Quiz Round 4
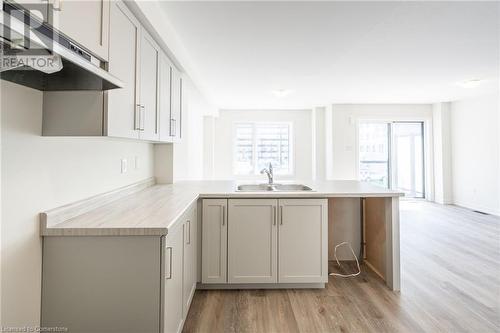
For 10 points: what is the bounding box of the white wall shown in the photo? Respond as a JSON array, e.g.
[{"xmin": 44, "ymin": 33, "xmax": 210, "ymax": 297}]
[
  {"xmin": 203, "ymin": 116, "xmax": 215, "ymax": 179},
  {"xmin": 450, "ymin": 93, "xmax": 500, "ymax": 215},
  {"xmin": 206, "ymin": 109, "xmax": 313, "ymax": 181},
  {"xmin": 1, "ymin": 82, "xmax": 155, "ymax": 326},
  {"xmin": 432, "ymin": 102, "xmax": 453, "ymax": 204},
  {"xmin": 312, "ymin": 107, "xmax": 326, "ymax": 181},
  {"xmin": 329, "ymin": 104, "xmax": 434, "ymax": 197},
  {"xmin": 172, "ymin": 79, "xmax": 215, "ymax": 181}
]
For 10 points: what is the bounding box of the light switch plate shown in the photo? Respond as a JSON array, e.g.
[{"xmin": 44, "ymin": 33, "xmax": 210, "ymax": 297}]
[
  {"xmin": 134, "ymin": 156, "xmax": 139, "ymax": 170},
  {"xmin": 121, "ymin": 158, "xmax": 128, "ymax": 174}
]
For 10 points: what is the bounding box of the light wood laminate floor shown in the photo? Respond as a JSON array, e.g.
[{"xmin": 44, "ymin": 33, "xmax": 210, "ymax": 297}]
[{"xmin": 184, "ymin": 201, "xmax": 500, "ymax": 333}]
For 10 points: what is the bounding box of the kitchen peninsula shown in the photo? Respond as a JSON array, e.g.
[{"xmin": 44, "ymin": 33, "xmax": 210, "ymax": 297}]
[{"xmin": 40, "ymin": 179, "xmax": 402, "ymax": 333}]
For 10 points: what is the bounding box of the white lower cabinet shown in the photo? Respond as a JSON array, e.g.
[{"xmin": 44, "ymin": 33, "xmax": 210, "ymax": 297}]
[
  {"xmin": 201, "ymin": 198, "xmax": 328, "ymax": 286},
  {"xmin": 228, "ymin": 199, "xmax": 278, "ymax": 283},
  {"xmin": 163, "ymin": 203, "xmax": 198, "ymax": 333},
  {"xmin": 183, "ymin": 205, "xmax": 197, "ymax": 315},
  {"xmin": 163, "ymin": 222, "xmax": 184, "ymax": 333},
  {"xmin": 278, "ymin": 199, "xmax": 328, "ymax": 283},
  {"xmin": 202, "ymin": 199, "xmax": 228, "ymax": 283}
]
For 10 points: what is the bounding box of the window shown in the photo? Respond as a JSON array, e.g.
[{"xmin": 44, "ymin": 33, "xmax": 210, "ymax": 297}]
[
  {"xmin": 234, "ymin": 122, "xmax": 292, "ymax": 176},
  {"xmin": 359, "ymin": 123, "xmax": 390, "ymax": 188}
]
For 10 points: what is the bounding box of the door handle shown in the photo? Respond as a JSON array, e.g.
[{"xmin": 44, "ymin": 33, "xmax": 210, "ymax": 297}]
[
  {"xmin": 280, "ymin": 206, "xmax": 283, "ymax": 225},
  {"xmin": 166, "ymin": 246, "xmax": 173, "ymax": 279},
  {"xmin": 186, "ymin": 220, "xmax": 191, "ymax": 244}
]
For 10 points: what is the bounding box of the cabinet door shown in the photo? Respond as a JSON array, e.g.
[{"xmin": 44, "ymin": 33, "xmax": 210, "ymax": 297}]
[
  {"xmin": 11, "ymin": 0, "xmax": 48, "ymax": 22},
  {"xmin": 158, "ymin": 52, "xmax": 173, "ymax": 142},
  {"xmin": 170, "ymin": 66, "xmax": 182, "ymax": 141},
  {"xmin": 106, "ymin": 1, "xmax": 139, "ymax": 139},
  {"xmin": 139, "ymin": 29, "xmax": 160, "ymax": 141},
  {"xmin": 278, "ymin": 199, "xmax": 328, "ymax": 283},
  {"xmin": 163, "ymin": 223, "xmax": 184, "ymax": 333},
  {"xmin": 228, "ymin": 199, "xmax": 278, "ymax": 283},
  {"xmin": 202, "ymin": 199, "xmax": 227, "ymax": 284},
  {"xmin": 183, "ymin": 205, "xmax": 197, "ymax": 315},
  {"xmin": 54, "ymin": 0, "xmax": 110, "ymax": 61}
]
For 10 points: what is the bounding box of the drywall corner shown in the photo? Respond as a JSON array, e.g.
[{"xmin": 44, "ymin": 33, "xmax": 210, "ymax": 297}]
[
  {"xmin": 312, "ymin": 107, "xmax": 326, "ymax": 181},
  {"xmin": 325, "ymin": 105, "xmax": 334, "ymax": 180},
  {"xmin": 432, "ymin": 102, "xmax": 453, "ymax": 204},
  {"xmin": 203, "ymin": 116, "xmax": 215, "ymax": 180},
  {"xmin": 154, "ymin": 144, "xmax": 174, "ymax": 184}
]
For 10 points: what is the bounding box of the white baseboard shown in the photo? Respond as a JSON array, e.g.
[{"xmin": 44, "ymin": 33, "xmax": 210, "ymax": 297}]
[
  {"xmin": 452, "ymin": 200, "xmax": 500, "ymax": 217},
  {"xmin": 197, "ymin": 283, "xmax": 325, "ymax": 290}
]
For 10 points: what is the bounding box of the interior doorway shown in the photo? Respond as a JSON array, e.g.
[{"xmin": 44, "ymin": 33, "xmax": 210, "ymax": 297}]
[{"xmin": 359, "ymin": 121, "xmax": 425, "ymax": 198}]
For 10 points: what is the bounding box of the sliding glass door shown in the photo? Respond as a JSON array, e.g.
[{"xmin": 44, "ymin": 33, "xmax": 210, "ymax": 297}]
[
  {"xmin": 392, "ymin": 122, "xmax": 425, "ymax": 198},
  {"xmin": 359, "ymin": 121, "xmax": 425, "ymax": 198}
]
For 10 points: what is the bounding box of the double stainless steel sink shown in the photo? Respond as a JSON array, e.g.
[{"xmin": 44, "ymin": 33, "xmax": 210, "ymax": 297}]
[{"xmin": 236, "ymin": 184, "xmax": 313, "ymax": 192}]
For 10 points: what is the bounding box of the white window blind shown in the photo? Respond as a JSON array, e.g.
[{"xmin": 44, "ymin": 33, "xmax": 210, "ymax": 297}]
[{"xmin": 234, "ymin": 122, "xmax": 292, "ymax": 175}]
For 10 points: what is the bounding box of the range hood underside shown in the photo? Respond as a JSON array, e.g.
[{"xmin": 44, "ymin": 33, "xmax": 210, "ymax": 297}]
[{"xmin": 1, "ymin": 58, "xmax": 118, "ymax": 91}]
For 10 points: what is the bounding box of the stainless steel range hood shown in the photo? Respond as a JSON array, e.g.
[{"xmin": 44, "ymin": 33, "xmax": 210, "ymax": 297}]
[{"xmin": 0, "ymin": 1, "xmax": 123, "ymax": 91}]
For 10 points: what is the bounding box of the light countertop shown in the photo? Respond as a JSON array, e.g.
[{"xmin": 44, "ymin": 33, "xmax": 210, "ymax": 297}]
[{"xmin": 41, "ymin": 180, "xmax": 403, "ymax": 237}]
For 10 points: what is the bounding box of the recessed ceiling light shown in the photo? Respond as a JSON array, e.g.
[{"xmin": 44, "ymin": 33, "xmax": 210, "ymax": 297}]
[
  {"xmin": 271, "ymin": 89, "xmax": 294, "ymax": 98},
  {"xmin": 456, "ymin": 79, "xmax": 482, "ymax": 88}
]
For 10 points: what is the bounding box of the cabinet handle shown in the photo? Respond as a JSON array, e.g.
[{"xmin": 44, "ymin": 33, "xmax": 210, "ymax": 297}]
[
  {"xmin": 186, "ymin": 220, "xmax": 191, "ymax": 244},
  {"xmin": 170, "ymin": 119, "xmax": 176, "ymax": 137},
  {"xmin": 273, "ymin": 206, "xmax": 276, "ymax": 226},
  {"xmin": 166, "ymin": 246, "xmax": 173, "ymax": 279},
  {"xmin": 134, "ymin": 104, "xmax": 141, "ymax": 130},
  {"xmin": 222, "ymin": 206, "xmax": 225, "ymax": 226},
  {"xmin": 280, "ymin": 206, "xmax": 283, "ymax": 225},
  {"xmin": 140, "ymin": 105, "xmax": 145, "ymax": 131},
  {"xmin": 179, "ymin": 78, "xmax": 183, "ymax": 139}
]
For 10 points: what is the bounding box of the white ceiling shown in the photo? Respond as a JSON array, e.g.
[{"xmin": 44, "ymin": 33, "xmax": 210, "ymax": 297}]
[{"xmin": 159, "ymin": 1, "xmax": 499, "ymax": 109}]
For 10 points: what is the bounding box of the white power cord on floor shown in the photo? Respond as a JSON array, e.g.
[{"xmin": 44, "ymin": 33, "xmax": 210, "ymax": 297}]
[{"xmin": 329, "ymin": 241, "xmax": 361, "ymax": 278}]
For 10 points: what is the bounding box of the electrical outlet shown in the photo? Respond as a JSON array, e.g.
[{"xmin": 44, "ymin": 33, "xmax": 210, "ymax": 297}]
[{"xmin": 121, "ymin": 158, "xmax": 128, "ymax": 174}]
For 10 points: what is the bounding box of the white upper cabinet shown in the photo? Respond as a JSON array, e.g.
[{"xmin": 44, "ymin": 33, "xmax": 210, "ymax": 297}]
[
  {"xmin": 228, "ymin": 199, "xmax": 278, "ymax": 284},
  {"xmin": 278, "ymin": 199, "xmax": 328, "ymax": 283},
  {"xmin": 170, "ymin": 66, "xmax": 182, "ymax": 141},
  {"xmin": 158, "ymin": 52, "xmax": 173, "ymax": 142},
  {"xmin": 156, "ymin": 52, "xmax": 184, "ymax": 143},
  {"xmin": 54, "ymin": 0, "xmax": 110, "ymax": 61},
  {"xmin": 138, "ymin": 30, "xmax": 160, "ymax": 141},
  {"xmin": 38, "ymin": 0, "xmax": 185, "ymax": 142},
  {"xmin": 106, "ymin": 1, "xmax": 140, "ymax": 139},
  {"xmin": 11, "ymin": 0, "xmax": 110, "ymax": 60},
  {"xmin": 12, "ymin": 0, "xmax": 48, "ymax": 22}
]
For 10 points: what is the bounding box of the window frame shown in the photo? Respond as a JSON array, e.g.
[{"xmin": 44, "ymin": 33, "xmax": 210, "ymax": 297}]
[{"xmin": 232, "ymin": 121, "xmax": 294, "ymax": 178}]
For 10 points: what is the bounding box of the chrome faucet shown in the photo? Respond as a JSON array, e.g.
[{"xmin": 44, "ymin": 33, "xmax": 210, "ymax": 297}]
[{"xmin": 260, "ymin": 163, "xmax": 274, "ymax": 185}]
